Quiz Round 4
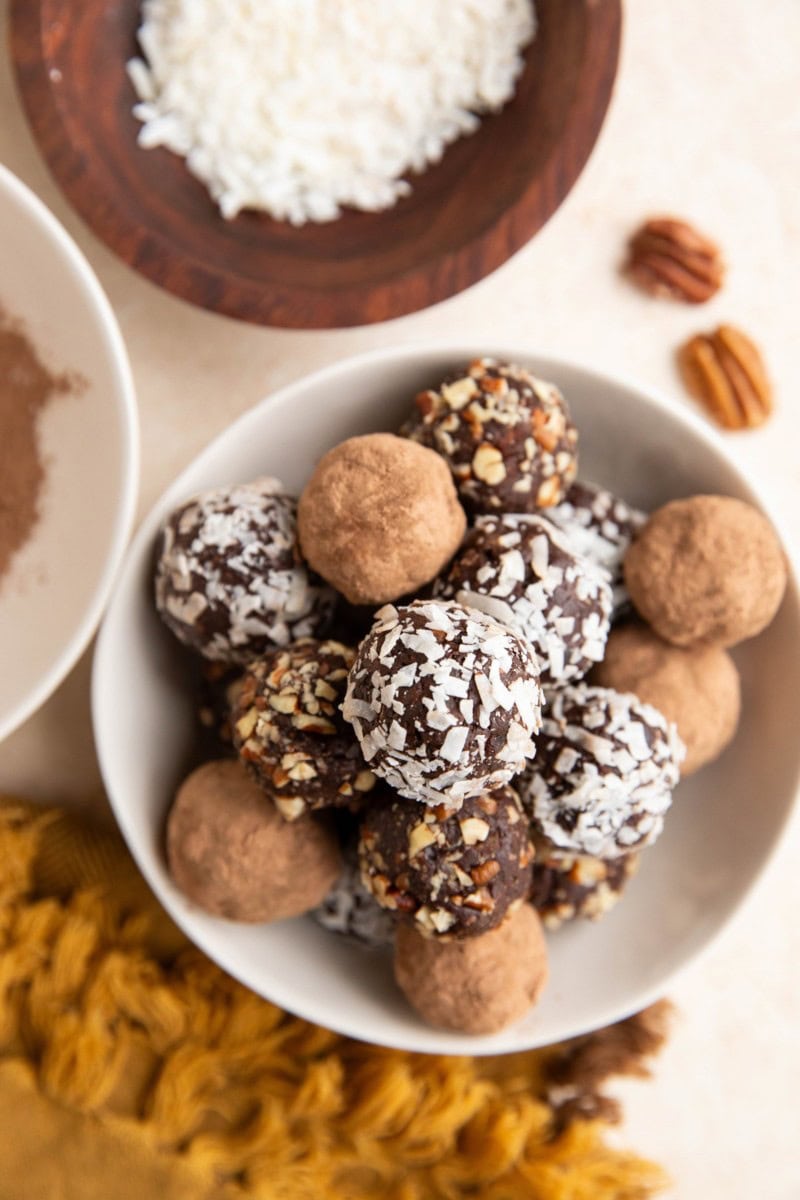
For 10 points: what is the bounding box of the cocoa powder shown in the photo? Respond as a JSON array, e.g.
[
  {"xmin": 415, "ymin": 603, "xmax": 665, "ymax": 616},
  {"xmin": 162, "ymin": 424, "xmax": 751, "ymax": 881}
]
[{"xmin": 0, "ymin": 310, "xmax": 71, "ymax": 586}]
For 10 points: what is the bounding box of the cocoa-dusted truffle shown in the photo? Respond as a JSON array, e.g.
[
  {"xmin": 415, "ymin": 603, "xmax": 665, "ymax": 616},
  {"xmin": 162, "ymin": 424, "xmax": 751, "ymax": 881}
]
[
  {"xmin": 519, "ymin": 684, "xmax": 684, "ymax": 859},
  {"xmin": 624, "ymin": 494, "xmax": 787, "ymax": 647},
  {"xmin": 434, "ymin": 514, "xmax": 612, "ymax": 684},
  {"xmin": 297, "ymin": 433, "xmax": 466, "ymax": 606},
  {"xmin": 232, "ymin": 639, "xmax": 377, "ymax": 821},
  {"xmin": 359, "ymin": 786, "xmax": 533, "ymax": 938},
  {"xmin": 530, "ymin": 845, "xmax": 639, "ymax": 930},
  {"xmin": 343, "ymin": 600, "xmax": 544, "ymax": 809},
  {"xmin": 401, "ymin": 358, "xmax": 578, "ymax": 514},
  {"xmin": 394, "ymin": 904, "xmax": 548, "ymax": 1034},
  {"xmin": 166, "ymin": 760, "xmax": 342, "ymax": 921},
  {"xmin": 155, "ymin": 478, "xmax": 334, "ymax": 664},
  {"xmin": 311, "ymin": 838, "xmax": 395, "ymax": 949},
  {"xmin": 546, "ymin": 481, "xmax": 647, "ymax": 615},
  {"xmin": 592, "ymin": 623, "xmax": 741, "ymax": 775}
]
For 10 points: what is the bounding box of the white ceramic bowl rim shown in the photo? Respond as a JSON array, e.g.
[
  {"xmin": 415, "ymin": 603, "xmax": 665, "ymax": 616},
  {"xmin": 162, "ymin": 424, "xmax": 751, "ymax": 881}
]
[
  {"xmin": 0, "ymin": 165, "xmax": 139, "ymax": 742},
  {"xmin": 93, "ymin": 342, "xmax": 800, "ymax": 1054}
]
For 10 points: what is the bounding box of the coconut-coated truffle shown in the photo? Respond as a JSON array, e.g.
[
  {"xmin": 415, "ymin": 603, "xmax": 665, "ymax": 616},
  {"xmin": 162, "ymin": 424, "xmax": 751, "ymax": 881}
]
[
  {"xmin": 311, "ymin": 836, "xmax": 396, "ymax": 949},
  {"xmin": 166, "ymin": 760, "xmax": 342, "ymax": 922},
  {"xmin": 394, "ymin": 904, "xmax": 549, "ymax": 1034},
  {"xmin": 342, "ymin": 600, "xmax": 544, "ymax": 809},
  {"xmin": 592, "ymin": 623, "xmax": 741, "ymax": 775},
  {"xmin": 154, "ymin": 477, "xmax": 335, "ymax": 664},
  {"xmin": 402, "ymin": 358, "xmax": 578, "ymax": 514},
  {"xmin": 434, "ymin": 513, "xmax": 612, "ymax": 684},
  {"xmin": 359, "ymin": 786, "xmax": 533, "ymax": 939},
  {"xmin": 624, "ymin": 494, "xmax": 786, "ymax": 648},
  {"xmin": 519, "ymin": 684, "xmax": 684, "ymax": 859},
  {"xmin": 231, "ymin": 639, "xmax": 377, "ymax": 821},
  {"xmin": 546, "ymin": 481, "xmax": 647, "ymax": 616},
  {"xmin": 297, "ymin": 433, "xmax": 466, "ymax": 606}
]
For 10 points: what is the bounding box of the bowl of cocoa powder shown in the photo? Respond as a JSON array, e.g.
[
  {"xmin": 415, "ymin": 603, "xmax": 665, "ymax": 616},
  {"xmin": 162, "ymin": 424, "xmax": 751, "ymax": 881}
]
[{"xmin": 0, "ymin": 165, "xmax": 138, "ymax": 742}]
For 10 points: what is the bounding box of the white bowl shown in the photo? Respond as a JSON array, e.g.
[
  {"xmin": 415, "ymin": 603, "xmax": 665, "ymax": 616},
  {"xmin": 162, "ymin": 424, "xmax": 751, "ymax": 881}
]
[
  {"xmin": 93, "ymin": 344, "xmax": 800, "ymax": 1054},
  {"xmin": 0, "ymin": 165, "xmax": 138, "ymax": 742}
]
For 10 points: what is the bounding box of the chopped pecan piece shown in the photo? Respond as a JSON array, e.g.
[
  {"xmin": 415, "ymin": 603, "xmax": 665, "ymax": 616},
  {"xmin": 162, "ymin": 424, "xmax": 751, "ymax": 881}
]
[{"xmin": 470, "ymin": 859, "xmax": 501, "ymax": 885}]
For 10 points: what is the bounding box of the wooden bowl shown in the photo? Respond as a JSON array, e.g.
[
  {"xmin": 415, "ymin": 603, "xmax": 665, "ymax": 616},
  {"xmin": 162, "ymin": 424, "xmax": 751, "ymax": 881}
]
[{"xmin": 11, "ymin": 0, "xmax": 621, "ymax": 329}]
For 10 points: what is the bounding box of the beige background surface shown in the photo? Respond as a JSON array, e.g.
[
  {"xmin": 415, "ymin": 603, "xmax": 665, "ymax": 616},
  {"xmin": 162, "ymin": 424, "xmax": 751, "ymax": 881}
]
[{"xmin": 1, "ymin": 1, "xmax": 799, "ymax": 1195}]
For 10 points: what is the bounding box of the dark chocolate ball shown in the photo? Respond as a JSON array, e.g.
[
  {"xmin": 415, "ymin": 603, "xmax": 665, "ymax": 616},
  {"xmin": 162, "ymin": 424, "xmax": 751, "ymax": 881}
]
[
  {"xmin": 342, "ymin": 599, "xmax": 543, "ymax": 809},
  {"xmin": 401, "ymin": 358, "xmax": 578, "ymax": 515},
  {"xmin": 529, "ymin": 845, "xmax": 639, "ymax": 929},
  {"xmin": 359, "ymin": 786, "xmax": 533, "ymax": 938},
  {"xmin": 545, "ymin": 481, "xmax": 646, "ymax": 617},
  {"xmin": 232, "ymin": 638, "xmax": 377, "ymax": 821},
  {"xmin": 154, "ymin": 478, "xmax": 335, "ymax": 664},
  {"xmin": 194, "ymin": 660, "xmax": 244, "ymax": 750},
  {"xmin": 434, "ymin": 513, "xmax": 612, "ymax": 684},
  {"xmin": 518, "ymin": 684, "xmax": 684, "ymax": 859}
]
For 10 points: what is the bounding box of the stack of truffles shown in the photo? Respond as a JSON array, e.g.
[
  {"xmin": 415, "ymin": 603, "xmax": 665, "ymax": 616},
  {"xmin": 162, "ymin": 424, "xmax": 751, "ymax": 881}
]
[{"xmin": 155, "ymin": 358, "xmax": 787, "ymax": 1035}]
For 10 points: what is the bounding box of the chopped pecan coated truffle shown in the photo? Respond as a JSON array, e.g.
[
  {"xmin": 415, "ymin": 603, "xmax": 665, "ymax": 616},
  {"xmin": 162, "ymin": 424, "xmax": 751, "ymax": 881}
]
[
  {"xmin": 402, "ymin": 358, "xmax": 578, "ymax": 515},
  {"xmin": 232, "ymin": 638, "xmax": 376, "ymax": 820},
  {"xmin": 530, "ymin": 845, "xmax": 639, "ymax": 930},
  {"xmin": 359, "ymin": 785, "xmax": 533, "ymax": 938}
]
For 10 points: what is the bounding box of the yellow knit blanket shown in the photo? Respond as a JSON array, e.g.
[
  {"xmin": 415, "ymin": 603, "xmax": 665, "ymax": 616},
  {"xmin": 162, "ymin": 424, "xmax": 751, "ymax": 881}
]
[{"xmin": 0, "ymin": 798, "xmax": 670, "ymax": 1200}]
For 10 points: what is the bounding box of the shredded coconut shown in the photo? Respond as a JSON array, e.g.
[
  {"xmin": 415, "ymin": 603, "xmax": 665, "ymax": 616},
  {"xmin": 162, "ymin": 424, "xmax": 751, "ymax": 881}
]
[
  {"xmin": 154, "ymin": 477, "xmax": 334, "ymax": 663},
  {"xmin": 342, "ymin": 599, "xmax": 543, "ymax": 808},
  {"xmin": 546, "ymin": 481, "xmax": 647, "ymax": 616},
  {"xmin": 436, "ymin": 513, "xmax": 613, "ymax": 685},
  {"xmin": 128, "ymin": 0, "xmax": 537, "ymax": 222},
  {"xmin": 311, "ymin": 845, "xmax": 395, "ymax": 950},
  {"xmin": 519, "ymin": 685, "xmax": 685, "ymax": 860}
]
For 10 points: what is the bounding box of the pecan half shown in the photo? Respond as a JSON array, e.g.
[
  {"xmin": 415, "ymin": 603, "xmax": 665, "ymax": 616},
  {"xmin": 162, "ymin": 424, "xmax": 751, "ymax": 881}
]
[
  {"xmin": 677, "ymin": 324, "xmax": 773, "ymax": 430},
  {"xmin": 625, "ymin": 217, "xmax": 724, "ymax": 303}
]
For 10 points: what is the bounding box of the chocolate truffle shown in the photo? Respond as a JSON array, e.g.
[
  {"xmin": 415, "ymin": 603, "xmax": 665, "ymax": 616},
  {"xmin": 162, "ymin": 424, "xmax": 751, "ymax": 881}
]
[
  {"xmin": 297, "ymin": 433, "xmax": 466, "ymax": 606},
  {"xmin": 311, "ymin": 840, "xmax": 396, "ymax": 949},
  {"xmin": 232, "ymin": 638, "xmax": 377, "ymax": 821},
  {"xmin": 519, "ymin": 684, "xmax": 684, "ymax": 859},
  {"xmin": 530, "ymin": 845, "xmax": 639, "ymax": 930},
  {"xmin": 401, "ymin": 358, "xmax": 578, "ymax": 514},
  {"xmin": 545, "ymin": 481, "xmax": 647, "ymax": 615},
  {"xmin": 434, "ymin": 513, "xmax": 612, "ymax": 684},
  {"xmin": 624, "ymin": 494, "xmax": 787, "ymax": 648},
  {"xmin": 155, "ymin": 477, "xmax": 334, "ymax": 664},
  {"xmin": 359, "ymin": 786, "xmax": 533, "ymax": 938},
  {"xmin": 195, "ymin": 660, "xmax": 244, "ymax": 749},
  {"xmin": 343, "ymin": 600, "xmax": 544, "ymax": 809},
  {"xmin": 166, "ymin": 760, "xmax": 342, "ymax": 922},
  {"xmin": 592, "ymin": 623, "xmax": 741, "ymax": 775},
  {"xmin": 394, "ymin": 904, "xmax": 549, "ymax": 1034}
]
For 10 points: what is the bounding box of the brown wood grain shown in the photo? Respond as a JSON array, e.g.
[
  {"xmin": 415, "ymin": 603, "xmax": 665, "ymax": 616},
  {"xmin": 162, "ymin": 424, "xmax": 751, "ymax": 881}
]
[{"xmin": 10, "ymin": 0, "xmax": 622, "ymax": 329}]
